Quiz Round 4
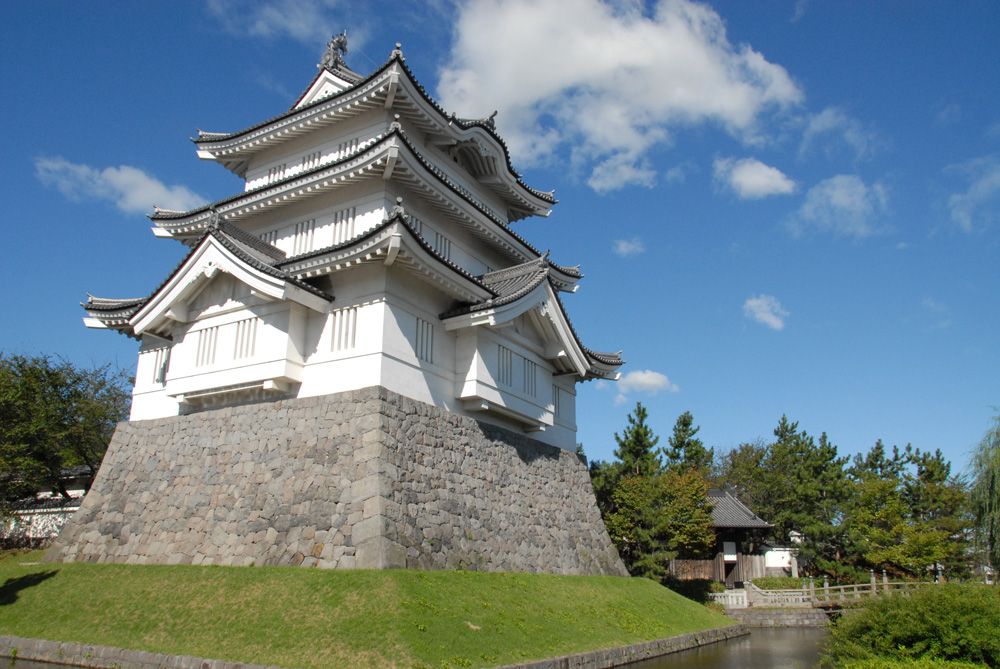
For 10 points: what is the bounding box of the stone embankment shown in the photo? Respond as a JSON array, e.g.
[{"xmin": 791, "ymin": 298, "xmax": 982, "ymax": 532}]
[
  {"xmin": 725, "ymin": 608, "xmax": 829, "ymax": 627},
  {"xmin": 46, "ymin": 386, "xmax": 626, "ymax": 576},
  {"xmin": 1, "ymin": 626, "xmax": 749, "ymax": 669}
]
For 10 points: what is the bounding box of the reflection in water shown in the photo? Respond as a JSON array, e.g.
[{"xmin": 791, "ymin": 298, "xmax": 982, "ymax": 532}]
[
  {"xmin": 9, "ymin": 629, "xmax": 830, "ymax": 669},
  {"xmin": 632, "ymin": 628, "xmax": 829, "ymax": 669}
]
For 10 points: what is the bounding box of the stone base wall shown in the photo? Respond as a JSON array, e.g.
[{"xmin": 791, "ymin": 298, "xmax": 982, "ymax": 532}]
[
  {"xmin": 45, "ymin": 387, "xmax": 627, "ymax": 576},
  {"xmin": 725, "ymin": 608, "xmax": 829, "ymax": 627}
]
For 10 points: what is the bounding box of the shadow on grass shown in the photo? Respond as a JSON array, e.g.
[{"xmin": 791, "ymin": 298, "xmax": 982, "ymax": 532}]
[
  {"xmin": 0, "ymin": 571, "xmax": 57, "ymax": 606},
  {"xmin": 662, "ymin": 577, "xmax": 716, "ymax": 603}
]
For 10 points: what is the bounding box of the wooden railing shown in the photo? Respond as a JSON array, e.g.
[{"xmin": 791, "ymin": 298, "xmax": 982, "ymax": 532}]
[{"xmin": 716, "ymin": 571, "xmax": 938, "ymax": 610}]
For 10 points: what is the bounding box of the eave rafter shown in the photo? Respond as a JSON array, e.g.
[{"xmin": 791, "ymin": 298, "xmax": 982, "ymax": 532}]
[
  {"xmin": 155, "ymin": 130, "xmax": 543, "ymax": 266},
  {"xmin": 193, "ymin": 69, "xmax": 398, "ymax": 176},
  {"xmin": 131, "ymin": 235, "xmax": 330, "ymax": 338},
  {"xmin": 442, "ymin": 281, "xmax": 591, "ymax": 378},
  {"xmin": 193, "ymin": 53, "xmax": 554, "ymax": 217},
  {"xmin": 281, "ymin": 217, "xmax": 492, "ymax": 304}
]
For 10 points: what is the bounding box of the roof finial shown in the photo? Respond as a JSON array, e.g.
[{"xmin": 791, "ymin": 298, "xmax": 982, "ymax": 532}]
[
  {"xmin": 392, "ymin": 42, "xmax": 404, "ymax": 60},
  {"xmin": 319, "ymin": 30, "xmax": 348, "ymax": 70},
  {"xmin": 389, "ymin": 114, "xmax": 402, "ymax": 132},
  {"xmin": 208, "ymin": 206, "xmax": 222, "ymax": 230}
]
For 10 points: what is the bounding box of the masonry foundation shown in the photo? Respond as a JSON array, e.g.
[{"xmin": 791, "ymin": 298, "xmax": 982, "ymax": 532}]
[{"xmin": 45, "ymin": 386, "xmax": 627, "ymax": 576}]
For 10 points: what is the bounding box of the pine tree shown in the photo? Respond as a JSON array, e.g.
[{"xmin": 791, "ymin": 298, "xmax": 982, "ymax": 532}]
[
  {"xmin": 662, "ymin": 410, "xmax": 714, "ymax": 476},
  {"xmin": 613, "ymin": 402, "xmax": 662, "ymax": 478}
]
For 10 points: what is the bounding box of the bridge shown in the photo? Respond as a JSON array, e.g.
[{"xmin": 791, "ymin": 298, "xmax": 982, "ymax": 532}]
[{"xmin": 710, "ymin": 570, "xmax": 938, "ymax": 610}]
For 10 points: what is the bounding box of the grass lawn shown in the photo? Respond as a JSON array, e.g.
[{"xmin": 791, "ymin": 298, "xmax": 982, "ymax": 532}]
[{"xmin": 0, "ymin": 549, "xmax": 732, "ymax": 669}]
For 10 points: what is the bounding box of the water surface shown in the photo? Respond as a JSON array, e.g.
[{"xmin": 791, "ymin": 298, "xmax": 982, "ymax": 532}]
[{"xmin": 631, "ymin": 627, "xmax": 829, "ymax": 668}]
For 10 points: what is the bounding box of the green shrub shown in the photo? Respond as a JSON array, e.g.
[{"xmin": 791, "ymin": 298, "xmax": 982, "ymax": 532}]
[
  {"xmin": 842, "ymin": 659, "xmax": 986, "ymax": 669},
  {"xmin": 826, "ymin": 584, "xmax": 1000, "ymax": 668},
  {"xmin": 752, "ymin": 576, "xmax": 805, "ymax": 590}
]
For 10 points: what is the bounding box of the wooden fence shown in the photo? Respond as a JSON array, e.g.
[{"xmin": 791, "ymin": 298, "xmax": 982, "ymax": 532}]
[
  {"xmin": 711, "ymin": 571, "xmax": 938, "ymax": 609},
  {"xmin": 668, "ymin": 554, "xmax": 766, "ymax": 587}
]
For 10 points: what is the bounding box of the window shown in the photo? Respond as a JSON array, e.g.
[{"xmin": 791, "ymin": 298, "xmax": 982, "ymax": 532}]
[
  {"xmin": 415, "ymin": 318, "xmax": 433, "ymax": 363},
  {"xmin": 332, "ymin": 207, "xmax": 356, "ymax": 244},
  {"xmin": 497, "ymin": 345, "xmax": 513, "ymax": 387},
  {"xmin": 151, "ymin": 347, "xmax": 170, "ymax": 385},
  {"xmin": 233, "ymin": 318, "xmax": 258, "ymax": 360},
  {"xmin": 553, "ymin": 385, "xmax": 562, "ymax": 417},
  {"xmin": 336, "ymin": 137, "xmax": 360, "ymax": 160},
  {"xmin": 260, "ymin": 229, "xmax": 279, "ymax": 246},
  {"xmin": 301, "ymin": 151, "xmax": 321, "ymax": 171},
  {"xmin": 523, "ymin": 359, "xmax": 537, "ymax": 397},
  {"xmin": 434, "ymin": 231, "xmax": 451, "ymax": 261},
  {"xmin": 195, "ymin": 326, "xmax": 219, "ymax": 367},
  {"xmin": 267, "ymin": 163, "xmax": 287, "ymax": 184},
  {"xmin": 293, "ymin": 219, "xmax": 316, "ymax": 255},
  {"xmin": 408, "ymin": 215, "xmax": 423, "ymax": 236},
  {"xmin": 330, "ymin": 306, "xmax": 357, "ymax": 352}
]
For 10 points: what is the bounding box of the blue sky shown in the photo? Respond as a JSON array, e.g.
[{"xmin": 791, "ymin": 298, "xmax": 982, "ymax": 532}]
[{"xmin": 2, "ymin": 1, "xmax": 997, "ymax": 473}]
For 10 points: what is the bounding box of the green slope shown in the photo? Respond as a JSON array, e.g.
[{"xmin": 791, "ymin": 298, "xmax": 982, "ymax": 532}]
[{"xmin": 0, "ymin": 549, "xmax": 732, "ymax": 669}]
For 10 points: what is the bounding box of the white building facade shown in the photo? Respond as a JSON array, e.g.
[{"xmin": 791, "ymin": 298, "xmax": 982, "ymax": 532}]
[{"xmin": 83, "ymin": 37, "xmax": 622, "ymax": 451}]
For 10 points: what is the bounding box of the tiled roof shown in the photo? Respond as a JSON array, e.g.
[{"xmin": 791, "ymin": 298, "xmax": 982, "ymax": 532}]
[
  {"xmin": 81, "ymin": 296, "xmax": 147, "ymax": 312},
  {"xmin": 707, "ymin": 489, "xmax": 772, "ymax": 529},
  {"xmin": 82, "ymin": 226, "xmax": 330, "ymax": 337},
  {"xmin": 552, "ymin": 291, "xmax": 624, "ymax": 370},
  {"xmin": 280, "ymin": 211, "xmax": 488, "ymax": 293},
  {"xmin": 192, "ymin": 49, "xmax": 556, "ymax": 207},
  {"xmin": 440, "ymin": 255, "xmax": 549, "ymax": 318},
  {"xmin": 156, "ymin": 128, "xmax": 546, "ymax": 266}
]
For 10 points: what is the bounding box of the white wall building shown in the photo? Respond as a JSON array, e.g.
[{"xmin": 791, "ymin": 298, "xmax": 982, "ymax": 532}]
[{"xmin": 83, "ymin": 37, "xmax": 622, "ymax": 451}]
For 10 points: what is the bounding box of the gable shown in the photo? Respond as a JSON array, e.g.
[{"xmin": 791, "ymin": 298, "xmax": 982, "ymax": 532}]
[{"xmin": 294, "ymin": 69, "xmax": 356, "ymax": 110}]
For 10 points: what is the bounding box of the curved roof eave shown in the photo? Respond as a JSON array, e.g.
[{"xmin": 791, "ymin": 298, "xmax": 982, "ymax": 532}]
[
  {"xmin": 155, "ymin": 129, "xmax": 546, "ymax": 265},
  {"xmin": 191, "ymin": 50, "xmax": 555, "ymax": 210}
]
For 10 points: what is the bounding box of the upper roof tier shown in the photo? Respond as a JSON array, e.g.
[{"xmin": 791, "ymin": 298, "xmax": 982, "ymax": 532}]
[{"xmin": 192, "ymin": 40, "xmax": 555, "ymax": 224}]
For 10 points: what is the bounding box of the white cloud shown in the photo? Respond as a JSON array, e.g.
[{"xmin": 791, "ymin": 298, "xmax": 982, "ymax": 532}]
[
  {"xmin": 206, "ymin": 0, "xmax": 345, "ymax": 45},
  {"xmin": 613, "ymin": 237, "xmax": 645, "ymax": 257},
  {"xmin": 438, "ymin": 0, "xmax": 803, "ymax": 192},
  {"xmin": 34, "ymin": 156, "xmax": 206, "ymax": 214},
  {"xmin": 614, "ymin": 369, "xmax": 679, "ymax": 405},
  {"xmin": 945, "ymin": 155, "xmax": 1000, "ymax": 233},
  {"xmin": 743, "ymin": 294, "xmax": 788, "ymax": 330},
  {"xmin": 787, "ymin": 174, "xmax": 889, "ymax": 239},
  {"xmin": 800, "ymin": 107, "xmax": 879, "ymax": 161},
  {"xmin": 713, "ymin": 157, "xmax": 796, "ymax": 199},
  {"xmin": 664, "ymin": 166, "xmax": 687, "ymax": 183}
]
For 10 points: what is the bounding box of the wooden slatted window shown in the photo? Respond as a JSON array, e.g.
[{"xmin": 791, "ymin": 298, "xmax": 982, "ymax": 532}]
[
  {"xmin": 523, "ymin": 359, "xmax": 538, "ymax": 397},
  {"xmin": 330, "ymin": 306, "xmax": 358, "ymax": 352},
  {"xmin": 434, "ymin": 232, "xmax": 451, "ymax": 261},
  {"xmin": 151, "ymin": 347, "xmax": 169, "ymax": 385},
  {"xmin": 267, "ymin": 163, "xmax": 286, "ymax": 184},
  {"xmin": 497, "ymin": 345, "xmax": 513, "ymax": 387},
  {"xmin": 332, "ymin": 207, "xmax": 356, "ymax": 244},
  {"xmin": 301, "ymin": 151, "xmax": 321, "ymax": 172},
  {"xmin": 233, "ymin": 318, "xmax": 258, "ymax": 360},
  {"xmin": 195, "ymin": 326, "xmax": 219, "ymax": 367},
  {"xmin": 336, "ymin": 137, "xmax": 360, "ymax": 160},
  {"xmin": 415, "ymin": 318, "xmax": 433, "ymax": 363},
  {"xmin": 293, "ymin": 219, "xmax": 316, "ymax": 255}
]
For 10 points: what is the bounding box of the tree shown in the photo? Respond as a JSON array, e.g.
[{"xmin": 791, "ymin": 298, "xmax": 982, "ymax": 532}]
[
  {"xmin": 591, "ymin": 403, "xmax": 715, "ymax": 580},
  {"xmin": 604, "ymin": 470, "xmax": 715, "ymax": 579},
  {"xmin": 971, "ymin": 412, "xmax": 1000, "ymax": 573},
  {"xmin": 613, "ymin": 402, "xmax": 661, "ymax": 478},
  {"xmin": 0, "ymin": 354, "xmax": 130, "ymax": 513},
  {"xmin": 845, "ymin": 441, "xmax": 970, "ymax": 579},
  {"xmin": 662, "ymin": 411, "xmax": 714, "ymax": 477}
]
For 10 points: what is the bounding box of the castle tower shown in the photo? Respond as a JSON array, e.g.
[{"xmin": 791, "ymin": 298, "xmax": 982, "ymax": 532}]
[{"xmin": 53, "ymin": 38, "xmax": 627, "ymax": 574}]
